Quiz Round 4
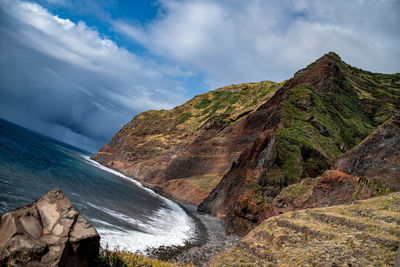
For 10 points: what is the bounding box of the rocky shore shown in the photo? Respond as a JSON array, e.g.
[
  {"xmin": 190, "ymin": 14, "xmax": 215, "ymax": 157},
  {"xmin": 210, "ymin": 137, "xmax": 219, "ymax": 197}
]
[
  {"xmin": 175, "ymin": 204, "xmax": 240, "ymax": 266},
  {"xmin": 145, "ymin": 199, "xmax": 240, "ymax": 266}
]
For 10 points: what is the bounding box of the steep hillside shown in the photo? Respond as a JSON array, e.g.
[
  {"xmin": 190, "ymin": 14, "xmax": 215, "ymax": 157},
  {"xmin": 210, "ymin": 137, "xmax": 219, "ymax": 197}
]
[
  {"xmin": 92, "ymin": 80, "xmax": 284, "ymax": 205},
  {"xmin": 336, "ymin": 113, "xmax": 400, "ymax": 190},
  {"xmin": 198, "ymin": 52, "xmax": 400, "ymax": 235},
  {"xmin": 262, "ymin": 169, "xmax": 394, "ymax": 221},
  {"xmin": 93, "ymin": 52, "xmax": 400, "ymax": 234},
  {"xmin": 209, "ymin": 192, "xmax": 400, "ymax": 266}
]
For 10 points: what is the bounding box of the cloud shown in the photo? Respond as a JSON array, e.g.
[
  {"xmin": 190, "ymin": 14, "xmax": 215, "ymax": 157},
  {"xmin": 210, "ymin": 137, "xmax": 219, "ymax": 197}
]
[
  {"xmin": 1, "ymin": 0, "xmax": 399, "ymax": 152},
  {"xmin": 0, "ymin": 0, "xmax": 190, "ymax": 152},
  {"xmin": 115, "ymin": 0, "xmax": 400, "ymax": 88}
]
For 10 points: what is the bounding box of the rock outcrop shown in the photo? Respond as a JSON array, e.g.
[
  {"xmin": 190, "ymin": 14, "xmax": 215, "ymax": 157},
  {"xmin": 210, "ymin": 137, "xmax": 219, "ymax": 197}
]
[
  {"xmin": 262, "ymin": 170, "xmax": 373, "ymax": 220},
  {"xmin": 209, "ymin": 192, "xmax": 400, "ymax": 266},
  {"xmin": 0, "ymin": 189, "xmax": 100, "ymax": 266},
  {"xmin": 336, "ymin": 114, "xmax": 400, "ymax": 190}
]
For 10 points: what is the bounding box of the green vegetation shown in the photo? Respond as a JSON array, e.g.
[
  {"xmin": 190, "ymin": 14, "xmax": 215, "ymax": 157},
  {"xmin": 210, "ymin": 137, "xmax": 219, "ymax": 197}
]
[
  {"xmin": 269, "ymin": 59, "xmax": 400, "ymax": 185},
  {"xmin": 194, "ymin": 99, "xmax": 211, "ymax": 109},
  {"xmin": 98, "ymin": 249, "xmax": 193, "ymax": 267},
  {"xmin": 131, "ymin": 80, "xmax": 284, "ymax": 137},
  {"xmin": 177, "ymin": 112, "xmax": 192, "ymax": 125}
]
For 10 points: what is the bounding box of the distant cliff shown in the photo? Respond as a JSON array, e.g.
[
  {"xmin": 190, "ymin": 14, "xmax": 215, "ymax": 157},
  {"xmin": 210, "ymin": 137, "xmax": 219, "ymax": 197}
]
[
  {"xmin": 92, "ymin": 79, "xmax": 285, "ymax": 205},
  {"xmin": 93, "ymin": 52, "xmax": 400, "ymax": 235}
]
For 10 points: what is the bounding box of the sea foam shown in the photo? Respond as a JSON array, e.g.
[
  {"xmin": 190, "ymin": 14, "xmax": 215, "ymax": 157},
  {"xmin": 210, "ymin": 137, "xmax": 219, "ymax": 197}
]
[{"xmin": 81, "ymin": 156, "xmax": 196, "ymax": 253}]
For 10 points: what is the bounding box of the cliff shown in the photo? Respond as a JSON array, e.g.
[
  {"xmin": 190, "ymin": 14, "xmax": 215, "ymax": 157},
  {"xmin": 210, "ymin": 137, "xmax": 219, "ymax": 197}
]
[
  {"xmin": 92, "ymin": 80, "xmax": 285, "ymax": 205},
  {"xmin": 198, "ymin": 52, "xmax": 400, "ymax": 235},
  {"xmin": 93, "ymin": 52, "xmax": 400, "ymax": 235},
  {"xmin": 208, "ymin": 191, "xmax": 400, "ymax": 266}
]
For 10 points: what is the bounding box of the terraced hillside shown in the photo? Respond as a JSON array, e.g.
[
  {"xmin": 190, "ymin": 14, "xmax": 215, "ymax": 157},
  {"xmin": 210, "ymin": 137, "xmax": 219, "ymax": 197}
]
[
  {"xmin": 92, "ymin": 80, "xmax": 284, "ymax": 205},
  {"xmin": 209, "ymin": 192, "xmax": 400, "ymax": 266}
]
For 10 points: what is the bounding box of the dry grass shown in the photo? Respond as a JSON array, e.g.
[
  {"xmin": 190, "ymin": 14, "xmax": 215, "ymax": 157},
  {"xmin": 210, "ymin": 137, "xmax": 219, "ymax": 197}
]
[
  {"xmin": 210, "ymin": 192, "xmax": 400, "ymax": 266},
  {"xmin": 99, "ymin": 249, "xmax": 194, "ymax": 267}
]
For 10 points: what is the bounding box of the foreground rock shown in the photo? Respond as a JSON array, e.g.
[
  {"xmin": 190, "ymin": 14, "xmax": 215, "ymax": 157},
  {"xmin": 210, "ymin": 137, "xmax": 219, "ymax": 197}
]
[
  {"xmin": 0, "ymin": 189, "xmax": 100, "ymax": 266},
  {"xmin": 209, "ymin": 192, "xmax": 400, "ymax": 266}
]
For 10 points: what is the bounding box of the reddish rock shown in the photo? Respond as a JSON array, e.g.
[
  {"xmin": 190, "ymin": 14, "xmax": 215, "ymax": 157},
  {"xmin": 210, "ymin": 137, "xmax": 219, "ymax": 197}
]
[
  {"xmin": 0, "ymin": 190, "xmax": 100, "ymax": 266},
  {"xmin": 262, "ymin": 170, "xmax": 372, "ymax": 220},
  {"xmin": 157, "ymin": 179, "xmax": 211, "ymax": 206}
]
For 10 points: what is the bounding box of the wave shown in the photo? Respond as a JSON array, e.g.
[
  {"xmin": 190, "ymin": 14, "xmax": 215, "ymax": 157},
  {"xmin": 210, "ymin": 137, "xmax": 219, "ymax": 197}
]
[
  {"xmin": 85, "ymin": 201, "xmax": 153, "ymax": 232},
  {"xmin": 81, "ymin": 156, "xmax": 159, "ymax": 197},
  {"xmin": 80, "ymin": 155, "xmax": 196, "ymax": 252}
]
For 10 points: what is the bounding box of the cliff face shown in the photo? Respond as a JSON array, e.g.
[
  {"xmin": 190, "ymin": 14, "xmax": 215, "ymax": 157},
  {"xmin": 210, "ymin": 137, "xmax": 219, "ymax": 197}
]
[
  {"xmin": 208, "ymin": 192, "xmax": 400, "ymax": 266},
  {"xmin": 92, "ymin": 80, "xmax": 284, "ymax": 205},
  {"xmin": 198, "ymin": 52, "xmax": 400, "ymax": 235}
]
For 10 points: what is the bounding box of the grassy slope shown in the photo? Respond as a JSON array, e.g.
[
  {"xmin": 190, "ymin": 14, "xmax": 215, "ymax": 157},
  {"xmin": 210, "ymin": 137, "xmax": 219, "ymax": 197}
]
[
  {"xmin": 128, "ymin": 80, "xmax": 284, "ymax": 145},
  {"xmin": 210, "ymin": 192, "xmax": 400, "ymax": 266},
  {"xmin": 272, "ymin": 53, "xmax": 400, "ymax": 185},
  {"xmin": 99, "ymin": 250, "xmax": 193, "ymax": 267}
]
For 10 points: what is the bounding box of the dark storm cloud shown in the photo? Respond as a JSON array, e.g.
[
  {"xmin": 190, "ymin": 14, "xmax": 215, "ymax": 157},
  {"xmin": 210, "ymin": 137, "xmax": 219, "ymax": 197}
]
[{"xmin": 0, "ymin": 0, "xmax": 189, "ymax": 152}]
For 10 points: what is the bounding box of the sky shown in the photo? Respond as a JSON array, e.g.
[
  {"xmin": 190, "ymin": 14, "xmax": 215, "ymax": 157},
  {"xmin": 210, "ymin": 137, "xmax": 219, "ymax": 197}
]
[{"xmin": 0, "ymin": 0, "xmax": 399, "ymax": 153}]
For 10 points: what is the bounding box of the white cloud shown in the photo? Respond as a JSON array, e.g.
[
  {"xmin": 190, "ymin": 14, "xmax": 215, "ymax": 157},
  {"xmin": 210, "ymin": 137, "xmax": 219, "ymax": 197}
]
[
  {"xmin": 0, "ymin": 0, "xmax": 190, "ymax": 152},
  {"xmin": 115, "ymin": 0, "xmax": 400, "ymax": 88}
]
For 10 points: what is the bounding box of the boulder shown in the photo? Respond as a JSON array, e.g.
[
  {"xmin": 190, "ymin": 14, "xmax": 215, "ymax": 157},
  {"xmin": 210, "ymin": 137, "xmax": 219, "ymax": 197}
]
[{"xmin": 0, "ymin": 189, "xmax": 100, "ymax": 266}]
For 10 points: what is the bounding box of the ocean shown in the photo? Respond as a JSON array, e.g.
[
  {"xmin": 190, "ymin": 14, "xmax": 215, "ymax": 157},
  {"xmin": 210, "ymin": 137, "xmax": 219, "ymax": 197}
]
[{"xmin": 0, "ymin": 118, "xmax": 195, "ymax": 252}]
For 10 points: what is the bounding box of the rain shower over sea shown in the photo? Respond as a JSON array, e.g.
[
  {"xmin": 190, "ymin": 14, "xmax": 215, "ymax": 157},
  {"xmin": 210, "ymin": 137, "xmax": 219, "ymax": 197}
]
[{"xmin": 0, "ymin": 118, "xmax": 195, "ymax": 252}]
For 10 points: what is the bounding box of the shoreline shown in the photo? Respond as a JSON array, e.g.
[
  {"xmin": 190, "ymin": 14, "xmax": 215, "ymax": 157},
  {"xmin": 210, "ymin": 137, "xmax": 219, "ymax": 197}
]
[
  {"xmin": 147, "ymin": 188, "xmax": 240, "ymax": 266},
  {"xmin": 90, "ymin": 158, "xmax": 240, "ymax": 266}
]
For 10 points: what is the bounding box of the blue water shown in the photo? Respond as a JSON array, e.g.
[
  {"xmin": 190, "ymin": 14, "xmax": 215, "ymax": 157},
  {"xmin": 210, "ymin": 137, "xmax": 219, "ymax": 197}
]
[{"xmin": 0, "ymin": 118, "xmax": 194, "ymax": 252}]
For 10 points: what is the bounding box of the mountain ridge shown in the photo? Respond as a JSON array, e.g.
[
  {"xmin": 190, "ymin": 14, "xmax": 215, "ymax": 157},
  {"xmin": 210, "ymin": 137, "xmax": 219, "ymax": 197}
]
[
  {"xmin": 93, "ymin": 52, "xmax": 400, "ymax": 235},
  {"xmin": 198, "ymin": 52, "xmax": 400, "ymax": 235}
]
